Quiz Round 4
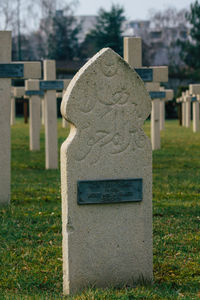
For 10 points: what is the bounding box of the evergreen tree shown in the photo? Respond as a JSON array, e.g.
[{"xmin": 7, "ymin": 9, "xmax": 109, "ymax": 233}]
[
  {"xmin": 47, "ymin": 11, "xmax": 81, "ymax": 60},
  {"xmin": 179, "ymin": 0, "xmax": 200, "ymax": 68},
  {"xmin": 84, "ymin": 4, "xmax": 125, "ymax": 57}
]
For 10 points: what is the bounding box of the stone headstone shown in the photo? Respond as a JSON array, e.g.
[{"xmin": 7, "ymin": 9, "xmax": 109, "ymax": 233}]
[{"xmin": 61, "ymin": 48, "xmax": 153, "ymax": 295}]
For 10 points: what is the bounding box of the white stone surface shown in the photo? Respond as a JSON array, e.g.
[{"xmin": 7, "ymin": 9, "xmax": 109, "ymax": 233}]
[
  {"xmin": 193, "ymin": 101, "xmax": 199, "ymax": 132},
  {"xmin": 146, "ymin": 83, "xmax": 161, "ymax": 150},
  {"xmin": 25, "ymin": 80, "xmax": 41, "ymax": 150},
  {"xmin": 160, "ymin": 100, "xmax": 165, "ymax": 131},
  {"xmin": 185, "ymin": 95, "xmax": 191, "ymax": 128},
  {"xmin": 182, "ymin": 100, "xmax": 186, "ymax": 127},
  {"xmin": 10, "ymin": 95, "xmax": 15, "ymax": 126},
  {"xmin": 44, "ymin": 60, "xmax": 58, "ymax": 169},
  {"xmin": 152, "ymin": 67, "xmax": 168, "ymax": 82},
  {"xmin": 0, "ymin": 31, "xmax": 11, "ymax": 205},
  {"xmin": 29, "ymin": 96, "xmax": 41, "ymax": 150},
  {"xmin": 61, "ymin": 48, "xmax": 153, "ymax": 295},
  {"xmin": 13, "ymin": 87, "xmax": 25, "ymax": 98},
  {"xmin": 189, "ymin": 85, "xmax": 200, "ymax": 132},
  {"xmin": 124, "ymin": 37, "xmax": 142, "ymax": 68},
  {"xmin": 151, "ymin": 99, "xmax": 160, "ymax": 150},
  {"xmin": 41, "ymin": 99, "xmax": 45, "ymax": 125},
  {"xmin": 14, "ymin": 61, "xmax": 41, "ymax": 79},
  {"xmin": 189, "ymin": 84, "xmax": 200, "ymax": 95},
  {"xmin": 62, "ymin": 116, "xmax": 68, "ymax": 128}
]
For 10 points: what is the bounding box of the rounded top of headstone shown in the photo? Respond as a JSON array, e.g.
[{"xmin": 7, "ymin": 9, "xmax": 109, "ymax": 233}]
[{"xmin": 61, "ymin": 48, "xmax": 151, "ymax": 130}]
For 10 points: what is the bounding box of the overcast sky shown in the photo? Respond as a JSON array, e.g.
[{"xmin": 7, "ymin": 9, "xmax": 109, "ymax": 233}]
[{"xmin": 76, "ymin": 0, "xmax": 193, "ymax": 20}]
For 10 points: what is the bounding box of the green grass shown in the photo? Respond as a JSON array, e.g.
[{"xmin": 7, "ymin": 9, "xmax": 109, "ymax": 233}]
[{"xmin": 0, "ymin": 119, "xmax": 200, "ymax": 299}]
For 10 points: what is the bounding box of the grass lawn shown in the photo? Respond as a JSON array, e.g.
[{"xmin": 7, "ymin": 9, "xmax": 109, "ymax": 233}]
[{"xmin": 0, "ymin": 119, "xmax": 200, "ymax": 299}]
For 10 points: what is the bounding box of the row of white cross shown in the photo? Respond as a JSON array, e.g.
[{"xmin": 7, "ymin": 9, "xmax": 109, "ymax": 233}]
[{"xmin": 177, "ymin": 85, "xmax": 200, "ymax": 132}]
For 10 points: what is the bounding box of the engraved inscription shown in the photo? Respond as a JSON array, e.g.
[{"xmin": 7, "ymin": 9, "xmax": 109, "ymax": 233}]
[
  {"xmin": 62, "ymin": 48, "xmax": 151, "ymax": 164},
  {"xmin": 101, "ymin": 55, "xmax": 118, "ymax": 77},
  {"xmin": 78, "ymin": 179, "xmax": 143, "ymax": 204}
]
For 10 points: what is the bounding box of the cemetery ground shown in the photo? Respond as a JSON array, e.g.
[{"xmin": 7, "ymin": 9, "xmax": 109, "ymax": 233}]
[{"xmin": 0, "ymin": 119, "xmax": 200, "ymax": 300}]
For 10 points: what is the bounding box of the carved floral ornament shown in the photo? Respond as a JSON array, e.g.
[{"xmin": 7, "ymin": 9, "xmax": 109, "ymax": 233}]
[{"xmin": 61, "ymin": 48, "xmax": 151, "ymax": 164}]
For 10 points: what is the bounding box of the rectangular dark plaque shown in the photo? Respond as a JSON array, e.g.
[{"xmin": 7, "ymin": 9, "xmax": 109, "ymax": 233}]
[
  {"xmin": 25, "ymin": 90, "xmax": 44, "ymax": 96},
  {"xmin": 191, "ymin": 96, "xmax": 197, "ymax": 102},
  {"xmin": 77, "ymin": 179, "xmax": 143, "ymax": 205},
  {"xmin": 40, "ymin": 80, "xmax": 64, "ymax": 90},
  {"xmin": 149, "ymin": 91, "xmax": 166, "ymax": 99},
  {"xmin": 0, "ymin": 64, "xmax": 24, "ymax": 78},
  {"xmin": 135, "ymin": 68, "xmax": 153, "ymax": 82}
]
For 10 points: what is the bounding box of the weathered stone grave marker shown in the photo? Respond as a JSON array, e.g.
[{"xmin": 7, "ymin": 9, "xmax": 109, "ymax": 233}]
[
  {"xmin": 123, "ymin": 37, "xmax": 168, "ymax": 150},
  {"xmin": 61, "ymin": 48, "xmax": 153, "ymax": 294}
]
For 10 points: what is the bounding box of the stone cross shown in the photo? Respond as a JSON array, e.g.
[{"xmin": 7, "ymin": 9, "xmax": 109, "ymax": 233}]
[
  {"xmin": 25, "ymin": 80, "xmax": 44, "ymax": 150},
  {"xmin": 123, "ymin": 37, "xmax": 168, "ymax": 150},
  {"xmin": 189, "ymin": 84, "xmax": 200, "ymax": 132},
  {"xmin": 61, "ymin": 48, "xmax": 153, "ymax": 295},
  {"xmin": 0, "ymin": 31, "xmax": 41, "ymax": 205}
]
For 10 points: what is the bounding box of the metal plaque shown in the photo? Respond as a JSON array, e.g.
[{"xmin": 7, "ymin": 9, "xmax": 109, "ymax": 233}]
[
  {"xmin": 77, "ymin": 179, "xmax": 143, "ymax": 205},
  {"xmin": 135, "ymin": 68, "xmax": 153, "ymax": 82},
  {"xmin": 149, "ymin": 91, "xmax": 166, "ymax": 99},
  {"xmin": 40, "ymin": 80, "xmax": 64, "ymax": 90},
  {"xmin": 191, "ymin": 96, "xmax": 197, "ymax": 102},
  {"xmin": 25, "ymin": 90, "xmax": 44, "ymax": 96},
  {"xmin": 0, "ymin": 64, "xmax": 24, "ymax": 78}
]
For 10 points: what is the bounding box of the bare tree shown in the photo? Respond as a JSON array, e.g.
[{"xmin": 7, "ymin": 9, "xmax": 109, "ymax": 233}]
[
  {"xmin": 33, "ymin": 0, "xmax": 80, "ymax": 59},
  {"xmin": 0, "ymin": 0, "xmax": 16, "ymax": 30},
  {"xmin": 147, "ymin": 7, "xmax": 189, "ymax": 66}
]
